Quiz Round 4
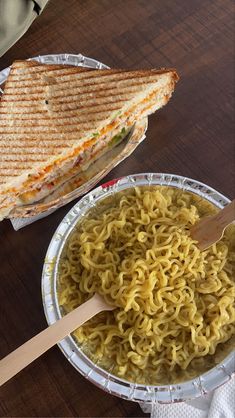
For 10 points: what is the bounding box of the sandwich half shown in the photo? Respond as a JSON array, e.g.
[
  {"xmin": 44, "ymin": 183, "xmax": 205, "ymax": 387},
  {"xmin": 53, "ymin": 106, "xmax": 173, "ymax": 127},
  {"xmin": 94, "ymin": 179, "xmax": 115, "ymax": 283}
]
[{"xmin": 0, "ymin": 60, "xmax": 179, "ymax": 220}]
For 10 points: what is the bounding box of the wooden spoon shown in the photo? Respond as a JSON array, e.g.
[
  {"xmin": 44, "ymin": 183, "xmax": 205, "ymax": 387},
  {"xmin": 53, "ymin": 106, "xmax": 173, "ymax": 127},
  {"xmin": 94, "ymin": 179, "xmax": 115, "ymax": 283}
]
[
  {"xmin": 0, "ymin": 293, "xmax": 114, "ymax": 387},
  {"xmin": 190, "ymin": 199, "xmax": 235, "ymax": 251}
]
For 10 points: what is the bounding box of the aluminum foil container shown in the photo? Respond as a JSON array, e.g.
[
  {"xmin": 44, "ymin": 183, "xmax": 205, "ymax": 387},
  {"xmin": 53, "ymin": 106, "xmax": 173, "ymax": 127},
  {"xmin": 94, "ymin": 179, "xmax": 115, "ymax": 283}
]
[
  {"xmin": 0, "ymin": 53, "xmax": 147, "ymax": 218},
  {"xmin": 41, "ymin": 173, "xmax": 235, "ymax": 404}
]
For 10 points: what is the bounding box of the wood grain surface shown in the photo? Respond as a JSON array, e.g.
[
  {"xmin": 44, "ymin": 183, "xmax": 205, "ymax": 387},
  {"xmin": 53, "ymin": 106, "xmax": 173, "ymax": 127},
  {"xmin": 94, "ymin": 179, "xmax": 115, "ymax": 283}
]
[{"xmin": 0, "ymin": 0, "xmax": 234, "ymax": 417}]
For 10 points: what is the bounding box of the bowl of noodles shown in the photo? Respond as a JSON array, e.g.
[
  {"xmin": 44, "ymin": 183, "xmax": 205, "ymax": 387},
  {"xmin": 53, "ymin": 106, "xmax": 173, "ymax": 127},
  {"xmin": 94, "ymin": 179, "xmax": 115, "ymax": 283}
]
[{"xmin": 42, "ymin": 173, "xmax": 235, "ymax": 403}]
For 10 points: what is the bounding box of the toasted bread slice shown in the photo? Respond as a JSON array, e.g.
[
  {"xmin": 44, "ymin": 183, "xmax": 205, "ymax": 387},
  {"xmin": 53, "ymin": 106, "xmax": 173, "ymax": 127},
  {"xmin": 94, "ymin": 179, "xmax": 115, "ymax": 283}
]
[{"xmin": 0, "ymin": 60, "xmax": 179, "ymax": 219}]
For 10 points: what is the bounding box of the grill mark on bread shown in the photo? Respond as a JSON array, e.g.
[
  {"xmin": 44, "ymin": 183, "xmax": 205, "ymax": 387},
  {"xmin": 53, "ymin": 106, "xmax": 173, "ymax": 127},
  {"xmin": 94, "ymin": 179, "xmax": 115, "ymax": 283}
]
[
  {"xmin": 0, "ymin": 84, "xmax": 169, "ymax": 118},
  {"xmin": 10, "ymin": 62, "xmax": 88, "ymax": 74},
  {"xmin": 0, "ymin": 167, "xmax": 29, "ymax": 172},
  {"xmin": 0, "ymin": 96, "xmax": 131, "ymax": 114},
  {"xmin": 2, "ymin": 77, "xmax": 165, "ymax": 101},
  {"xmin": 6, "ymin": 69, "xmax": 124, "ymax": 87},
  {"xmin": 5, "ymin": 71, "xmax": 171, "ymax": 93},
  {"xmin": 1, "ymin": 86, "xmax": 161, "ymax": 108},
  {"xmin": 0, "ymin": 91, "xmax": 137, "ymax": 113},
  {"xmin": 0, "ymin": 160, "xmax": 46, "ymax": 165},
  {"xmin": 0, "ymin": 102, "xmax": 122, "ymax": 121},
  {"xmin": 0, "ymin": 118, "xmax": 118, "ymax": 133},
  {"xmin": 0, "ymin": 101, "xmax": 127, "ymax": 118},
  {"xmin": 9, "ymin": 63, "xmax": 174, "ymax": 82},
  {"xmin": 0, "ymin": 146, "xmax": 69, "ymax": 152},
  {"xmin": 0, "ymin": 114, "xmax": 122, "ymax": 131},
  {"xmin": 0, "ymin": 132, "xmax": 96, "ymax": 139}
]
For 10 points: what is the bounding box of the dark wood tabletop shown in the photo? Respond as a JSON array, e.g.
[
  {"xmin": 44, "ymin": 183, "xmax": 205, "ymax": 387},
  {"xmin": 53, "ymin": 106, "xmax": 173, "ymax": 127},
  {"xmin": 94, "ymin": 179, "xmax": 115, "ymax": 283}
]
[{"xmin": 0, "ymin": 0, "xmax": 234, "ymax": 417}]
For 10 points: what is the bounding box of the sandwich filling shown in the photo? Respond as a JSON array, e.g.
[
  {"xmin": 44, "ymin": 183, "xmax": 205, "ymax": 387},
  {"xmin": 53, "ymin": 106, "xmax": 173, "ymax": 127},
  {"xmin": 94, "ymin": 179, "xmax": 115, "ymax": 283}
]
[{"xmin": 18, "ymin": 125, "xmax": 131, "ymax": 204}]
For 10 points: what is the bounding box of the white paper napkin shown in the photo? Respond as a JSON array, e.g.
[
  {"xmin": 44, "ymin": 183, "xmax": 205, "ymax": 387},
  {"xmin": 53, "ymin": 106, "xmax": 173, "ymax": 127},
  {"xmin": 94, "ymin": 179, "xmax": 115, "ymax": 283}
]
[
  {"xmin": 140, "ymin": 378, "xmax": 235, "ymax": 418},
  {"xmin": 10, "ymin": 208, "xmax": 57, "ymax": 230}
]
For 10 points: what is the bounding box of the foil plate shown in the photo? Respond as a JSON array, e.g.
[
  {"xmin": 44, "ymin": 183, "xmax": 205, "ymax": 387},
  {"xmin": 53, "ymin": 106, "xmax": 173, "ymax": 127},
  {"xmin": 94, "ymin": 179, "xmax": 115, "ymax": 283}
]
[
  {"xmin": 0, "ymin": 53, "xmax": 148, "ymax": 218},
  {"xmin": 41, "ymin": 173, "xmax": 235, "ymax": 404}
]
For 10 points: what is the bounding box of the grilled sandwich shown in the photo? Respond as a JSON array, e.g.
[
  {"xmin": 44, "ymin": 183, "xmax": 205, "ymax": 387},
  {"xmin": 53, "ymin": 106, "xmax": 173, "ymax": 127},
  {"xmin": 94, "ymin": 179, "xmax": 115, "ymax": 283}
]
[{"xmin": 0, "ymin": 60, "xmax": 179, "ymax": 220}]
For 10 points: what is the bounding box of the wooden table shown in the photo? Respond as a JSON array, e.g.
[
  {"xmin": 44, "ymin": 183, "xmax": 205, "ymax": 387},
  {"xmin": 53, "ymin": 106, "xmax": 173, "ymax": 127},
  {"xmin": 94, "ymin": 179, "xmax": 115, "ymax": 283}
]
[{"xmin": 0, "ymin": 0, "xmax": 234, "ymax": 416}]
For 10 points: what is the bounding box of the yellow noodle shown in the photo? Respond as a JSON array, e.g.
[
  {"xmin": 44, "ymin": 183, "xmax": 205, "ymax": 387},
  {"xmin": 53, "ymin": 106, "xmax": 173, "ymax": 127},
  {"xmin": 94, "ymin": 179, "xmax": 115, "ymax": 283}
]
[{"xmin": 58, "ymin": 186, "xmax": 235, "ymax": 384}]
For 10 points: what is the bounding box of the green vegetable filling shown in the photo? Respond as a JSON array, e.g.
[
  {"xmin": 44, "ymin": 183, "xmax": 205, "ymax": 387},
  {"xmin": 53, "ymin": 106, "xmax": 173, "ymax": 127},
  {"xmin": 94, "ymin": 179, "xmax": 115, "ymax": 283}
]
[{"xmin": 108, "ymin": 127, "xmax": 128, "ymax": 148}]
